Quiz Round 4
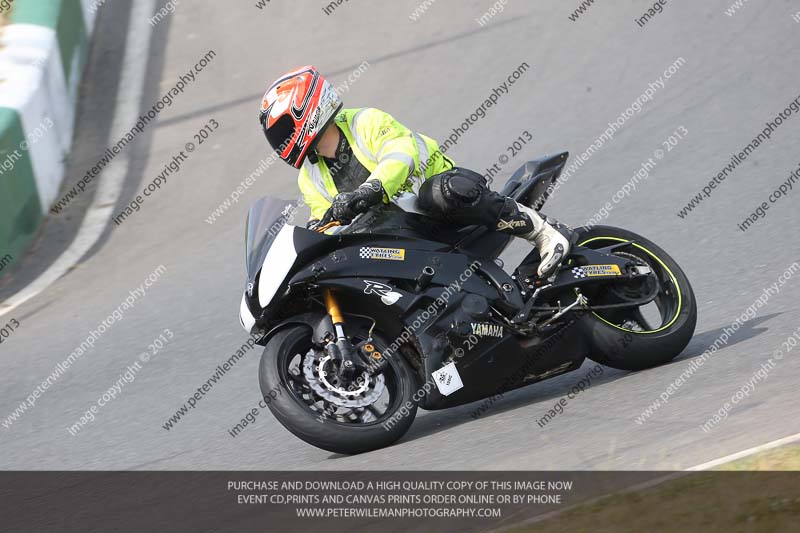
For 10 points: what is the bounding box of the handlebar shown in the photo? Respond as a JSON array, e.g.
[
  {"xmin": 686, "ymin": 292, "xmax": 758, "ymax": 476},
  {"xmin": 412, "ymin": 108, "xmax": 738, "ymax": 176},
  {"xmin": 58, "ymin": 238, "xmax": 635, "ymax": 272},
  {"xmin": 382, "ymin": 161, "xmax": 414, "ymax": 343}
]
[
  {"xmin": 309, "ymin": 207, "xmax": 341, "ymax": 233},
  {"xmin": 308, "ymin": 194, "xmax": 376, "ymax": 233},
  {"xmin": 315, "ymin": 221, "xmax": 342, "ymax": 233}
]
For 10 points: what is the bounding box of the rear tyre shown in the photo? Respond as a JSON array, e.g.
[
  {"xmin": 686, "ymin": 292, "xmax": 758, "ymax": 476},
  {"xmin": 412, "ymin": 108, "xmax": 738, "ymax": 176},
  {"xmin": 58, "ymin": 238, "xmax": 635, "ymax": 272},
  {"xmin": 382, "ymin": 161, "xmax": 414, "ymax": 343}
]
[
  {"xmin": 574, "ymin": 225, "xmax": 697, "ymax": 371},
  {"xmin": 259, "ymin": 325, "xmax": 418, "ymax": 454}
]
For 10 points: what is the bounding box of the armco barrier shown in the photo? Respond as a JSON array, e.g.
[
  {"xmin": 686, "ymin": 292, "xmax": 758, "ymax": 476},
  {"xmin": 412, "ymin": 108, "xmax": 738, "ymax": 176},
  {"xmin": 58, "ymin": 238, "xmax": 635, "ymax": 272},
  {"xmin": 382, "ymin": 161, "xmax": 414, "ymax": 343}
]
[{"xmin": 0, "ymin": 0, "xmax": 97, "ymax": 271}]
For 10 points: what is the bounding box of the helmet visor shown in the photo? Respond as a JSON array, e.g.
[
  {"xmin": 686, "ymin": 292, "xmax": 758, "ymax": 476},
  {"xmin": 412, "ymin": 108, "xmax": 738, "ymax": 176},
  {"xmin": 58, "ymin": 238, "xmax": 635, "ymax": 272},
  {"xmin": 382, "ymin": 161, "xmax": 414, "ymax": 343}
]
[{"xmin": 263, "ymin": 114, "xmax": 297, "ymax": 156}]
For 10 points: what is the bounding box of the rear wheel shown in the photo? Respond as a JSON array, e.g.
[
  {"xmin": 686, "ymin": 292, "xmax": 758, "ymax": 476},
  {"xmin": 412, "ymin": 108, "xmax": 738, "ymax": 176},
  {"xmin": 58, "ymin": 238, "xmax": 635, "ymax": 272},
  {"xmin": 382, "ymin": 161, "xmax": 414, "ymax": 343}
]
[
  {"xmin": 574, "ymin": 225, "xmax": 697, "ymax": 370},
  {"xmin": 259, "ymin": 325, "xmax": 418, "ymax": 454}
]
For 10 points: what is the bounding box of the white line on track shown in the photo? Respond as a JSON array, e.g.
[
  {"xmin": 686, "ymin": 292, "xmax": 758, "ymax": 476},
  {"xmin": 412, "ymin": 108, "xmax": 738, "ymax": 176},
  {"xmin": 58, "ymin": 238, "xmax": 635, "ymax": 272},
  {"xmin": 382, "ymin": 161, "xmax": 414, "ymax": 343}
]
[
  {"xmin": 686, "ymin": 431, "xmax": 800, "ymax": 470},
  {"xmin": 0, "ymin": 0, "xmax": 157, "ymax": 319}
]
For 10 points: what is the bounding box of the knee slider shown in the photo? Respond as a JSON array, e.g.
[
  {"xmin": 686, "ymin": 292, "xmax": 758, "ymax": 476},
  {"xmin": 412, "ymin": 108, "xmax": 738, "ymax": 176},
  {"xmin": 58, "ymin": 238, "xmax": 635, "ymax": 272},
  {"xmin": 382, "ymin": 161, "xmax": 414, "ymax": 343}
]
[
  {"xmin": 441, "ymin": 169, "xmax": 486, "ymax": 207},
  {"xmin": 418, "ymin": 168, "xmax": 497, "ymax": 224}
]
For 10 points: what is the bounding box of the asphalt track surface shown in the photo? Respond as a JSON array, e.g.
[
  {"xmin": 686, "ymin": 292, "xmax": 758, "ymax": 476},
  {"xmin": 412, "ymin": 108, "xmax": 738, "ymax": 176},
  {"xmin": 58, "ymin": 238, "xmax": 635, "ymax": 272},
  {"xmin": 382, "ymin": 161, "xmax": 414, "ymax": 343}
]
[{"xmin": 1, "ymin": 1, "xmax": 799, "ymax": 471}]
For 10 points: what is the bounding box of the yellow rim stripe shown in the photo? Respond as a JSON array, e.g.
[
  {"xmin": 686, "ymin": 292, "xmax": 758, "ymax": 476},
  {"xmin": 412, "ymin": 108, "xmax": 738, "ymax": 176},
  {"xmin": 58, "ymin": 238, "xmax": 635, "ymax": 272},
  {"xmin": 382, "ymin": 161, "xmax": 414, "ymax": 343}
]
[{"xmin": 578, "ymin": 236, "xmax": 683, "ymax": 334}]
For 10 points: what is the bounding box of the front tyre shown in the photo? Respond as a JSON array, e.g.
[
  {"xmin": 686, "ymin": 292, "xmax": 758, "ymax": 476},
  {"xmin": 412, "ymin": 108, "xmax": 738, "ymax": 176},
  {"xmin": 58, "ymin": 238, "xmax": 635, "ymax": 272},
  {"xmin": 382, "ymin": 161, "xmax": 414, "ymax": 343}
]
[
  {"xmin": 575, "ymin": 225, "xmax": 697, "ymax": 371},
  {"xmin": 259, "ymin": 325, "xmax": 419, "ymax": 454}
]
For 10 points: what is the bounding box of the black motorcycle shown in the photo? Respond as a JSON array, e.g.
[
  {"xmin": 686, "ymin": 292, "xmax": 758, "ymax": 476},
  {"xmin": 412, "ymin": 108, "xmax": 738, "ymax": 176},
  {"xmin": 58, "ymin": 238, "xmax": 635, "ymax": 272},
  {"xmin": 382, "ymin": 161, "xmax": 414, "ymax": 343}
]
[{"xmin": 239, "ymin": 152, "xmax": 697, "ymax": 454}]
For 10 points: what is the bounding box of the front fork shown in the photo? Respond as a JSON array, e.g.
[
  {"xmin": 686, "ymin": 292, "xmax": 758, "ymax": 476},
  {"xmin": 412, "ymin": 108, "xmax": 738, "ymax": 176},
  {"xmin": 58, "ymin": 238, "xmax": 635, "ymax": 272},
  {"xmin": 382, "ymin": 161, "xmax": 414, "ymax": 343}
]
[
  {"xmin": 323, "ymin": 289, "xmax": 358, "ymax": 379},
  {"xmin": 323, "ymin": 289, "xmax": 383, "ymax": 380}
]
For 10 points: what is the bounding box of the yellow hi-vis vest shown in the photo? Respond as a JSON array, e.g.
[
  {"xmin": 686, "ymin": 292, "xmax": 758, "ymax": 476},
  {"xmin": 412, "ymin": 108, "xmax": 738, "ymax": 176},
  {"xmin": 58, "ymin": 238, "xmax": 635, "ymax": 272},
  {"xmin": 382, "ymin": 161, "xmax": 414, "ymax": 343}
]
[{"xmin": 297, "ymin": 107, "xmax": 453, "ymax": 220}]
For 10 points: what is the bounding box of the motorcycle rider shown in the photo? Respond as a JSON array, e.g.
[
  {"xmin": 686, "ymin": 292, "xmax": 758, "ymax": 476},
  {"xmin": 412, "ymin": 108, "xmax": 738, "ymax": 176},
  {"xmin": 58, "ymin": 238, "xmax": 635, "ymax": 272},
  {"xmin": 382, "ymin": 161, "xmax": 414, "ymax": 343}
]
[{"xmin": 259, "ymin": 66, "xmax": 574, "ymax": 278}]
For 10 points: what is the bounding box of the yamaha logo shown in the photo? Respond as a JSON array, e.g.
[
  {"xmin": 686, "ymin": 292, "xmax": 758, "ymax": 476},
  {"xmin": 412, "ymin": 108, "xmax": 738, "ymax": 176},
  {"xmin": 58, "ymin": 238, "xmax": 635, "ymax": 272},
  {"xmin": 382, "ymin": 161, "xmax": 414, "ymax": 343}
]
[{"xmin": 471, "ymin": 323, "xmax": 504, "ymax": 338}]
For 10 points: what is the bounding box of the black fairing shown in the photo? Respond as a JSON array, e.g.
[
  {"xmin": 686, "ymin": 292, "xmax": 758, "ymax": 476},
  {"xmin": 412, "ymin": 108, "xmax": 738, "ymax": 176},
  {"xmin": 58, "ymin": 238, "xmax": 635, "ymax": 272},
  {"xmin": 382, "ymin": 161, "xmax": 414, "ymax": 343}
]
[
  {"xmin": 249, "ymin": 151, "xmax": 595, "ymax": 411},
  {"xmin": 281, "ymin": 206, "xmax": 592, "ymax": 410},
  {"xmin": 414, "ymin": 303, "xmax": 590, "ymax": 409}
]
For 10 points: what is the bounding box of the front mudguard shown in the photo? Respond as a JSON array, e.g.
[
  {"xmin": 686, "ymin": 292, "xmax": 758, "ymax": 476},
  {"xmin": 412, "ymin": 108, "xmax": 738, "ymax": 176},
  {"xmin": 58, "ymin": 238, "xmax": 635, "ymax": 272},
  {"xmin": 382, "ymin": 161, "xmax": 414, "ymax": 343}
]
[{"xmin": 255, "ymin": 311, "xmax": 331, "ymax": 347}]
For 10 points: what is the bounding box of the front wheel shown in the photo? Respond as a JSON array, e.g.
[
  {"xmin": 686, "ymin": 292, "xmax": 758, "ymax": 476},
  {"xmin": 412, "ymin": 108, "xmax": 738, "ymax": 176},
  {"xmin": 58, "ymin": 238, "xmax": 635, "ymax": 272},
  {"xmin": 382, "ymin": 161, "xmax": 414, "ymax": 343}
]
[
  {"xmin": 259, "ymin": 325, "xmax": 419, "ymax": 454},
  {"xmin": 574, "ymin": 225, "xmax": 697, "ymax": 371}
]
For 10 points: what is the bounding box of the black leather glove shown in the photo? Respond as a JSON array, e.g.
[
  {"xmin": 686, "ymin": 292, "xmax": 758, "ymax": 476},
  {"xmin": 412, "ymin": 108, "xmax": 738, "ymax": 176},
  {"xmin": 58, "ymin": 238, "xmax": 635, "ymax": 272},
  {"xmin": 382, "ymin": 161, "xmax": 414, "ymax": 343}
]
[{"xmin": 330, "ymin": 180, "xmax": 384, "ymax": 224}]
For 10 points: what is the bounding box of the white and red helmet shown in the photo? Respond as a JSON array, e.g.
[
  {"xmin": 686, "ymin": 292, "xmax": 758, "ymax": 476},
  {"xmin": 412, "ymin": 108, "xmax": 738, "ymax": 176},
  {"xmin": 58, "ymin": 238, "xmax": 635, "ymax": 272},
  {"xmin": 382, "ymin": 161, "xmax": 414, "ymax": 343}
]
[{"xmin": 259, "ymin": 66, "xmax": 342, "ymax": 168}]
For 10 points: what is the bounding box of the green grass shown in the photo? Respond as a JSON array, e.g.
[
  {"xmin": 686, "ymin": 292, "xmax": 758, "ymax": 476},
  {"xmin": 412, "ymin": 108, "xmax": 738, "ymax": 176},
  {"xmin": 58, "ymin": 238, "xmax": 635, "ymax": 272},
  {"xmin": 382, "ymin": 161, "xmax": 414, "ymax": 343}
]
[
  {"xmin": 718, "ymin": 445, "xmax": 800, "ymax": 471},
  {"xmin": 513, "ymin": 446, "xmax": 800, "ymax": 532}
]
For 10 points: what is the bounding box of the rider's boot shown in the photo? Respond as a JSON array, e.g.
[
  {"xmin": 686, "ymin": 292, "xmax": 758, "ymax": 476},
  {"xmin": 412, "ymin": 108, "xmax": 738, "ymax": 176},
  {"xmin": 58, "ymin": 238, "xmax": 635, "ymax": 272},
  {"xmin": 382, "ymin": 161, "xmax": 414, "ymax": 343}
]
[{"xmin": 495, "ymin": 199, "xmax": 575, "ymax": 278}]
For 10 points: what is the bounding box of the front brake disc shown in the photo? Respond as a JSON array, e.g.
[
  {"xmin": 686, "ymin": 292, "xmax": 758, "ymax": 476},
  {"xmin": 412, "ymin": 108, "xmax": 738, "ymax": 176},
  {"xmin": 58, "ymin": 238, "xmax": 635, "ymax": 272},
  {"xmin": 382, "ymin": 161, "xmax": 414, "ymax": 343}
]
[{"xmin": 302, "ymin": 349, "xmax": 385, "ymax": 408}]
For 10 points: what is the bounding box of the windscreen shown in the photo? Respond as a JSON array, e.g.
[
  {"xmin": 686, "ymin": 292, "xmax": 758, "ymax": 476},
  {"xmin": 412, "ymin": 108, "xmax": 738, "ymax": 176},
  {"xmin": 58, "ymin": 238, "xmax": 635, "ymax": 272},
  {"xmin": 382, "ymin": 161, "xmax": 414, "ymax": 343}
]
[{"xmin": 244, "ymin": 196, "xmax": 300, "ymax": 285}]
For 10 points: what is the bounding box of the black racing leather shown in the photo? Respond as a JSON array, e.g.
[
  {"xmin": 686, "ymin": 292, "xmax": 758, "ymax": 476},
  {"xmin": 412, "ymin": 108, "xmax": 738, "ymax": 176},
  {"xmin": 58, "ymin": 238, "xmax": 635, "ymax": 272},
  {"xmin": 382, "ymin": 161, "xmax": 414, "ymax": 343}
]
[
  {"xmin": 494, "ymin": 197, "xmax": 536, "ymax": 235},
  {"xmin": 321, "ymin": 127, "xmax": 371, "ymax": 192},
  {"xmin": 417, "ymin": 167, "xmax": 506, "ymax": 227}
]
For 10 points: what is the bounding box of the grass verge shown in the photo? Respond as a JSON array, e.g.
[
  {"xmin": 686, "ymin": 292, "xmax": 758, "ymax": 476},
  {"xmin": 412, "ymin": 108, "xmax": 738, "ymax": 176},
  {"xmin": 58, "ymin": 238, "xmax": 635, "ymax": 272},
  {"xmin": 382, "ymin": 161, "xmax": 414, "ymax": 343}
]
[{"xmin": 513, "ymin": 446, "xmax": 800, "ymax": 532}]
